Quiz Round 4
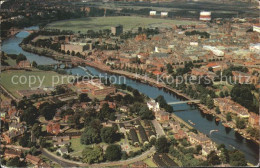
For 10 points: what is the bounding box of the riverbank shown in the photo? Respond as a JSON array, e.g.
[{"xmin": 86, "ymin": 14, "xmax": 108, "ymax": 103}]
[{"xmin": 82, "ymin": 61, "xmax": 259, "ymax": 145}]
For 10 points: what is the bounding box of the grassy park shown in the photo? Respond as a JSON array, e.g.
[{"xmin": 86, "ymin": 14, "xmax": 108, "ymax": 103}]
[
  {"xmin": 46, "ymin": 16, "xmax": 199, "ymax": 33},
  {"xmin": 0, "ymin": 70, "xmax": 71, "ymax": 99}
]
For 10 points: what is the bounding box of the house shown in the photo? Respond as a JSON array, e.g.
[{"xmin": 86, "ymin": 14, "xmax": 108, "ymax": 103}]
[
  {"xmin": 18, "ymin": 60, "xmax": 31, "ymax": 68},
  {"xmin": 232, "ymin": 71, "xmax": 258, "ymax": 85},
  {"xmin": 155, "ymin": 110, "xmax": 170, "ymax": 122},
  {"xmin": 169, "ymin": 121, "xmax": 181, "ymax": 133},
  {"xmin": 147, "ymin": 100, "xmax": 160, "ymax": 112},
  {"xmin": 9, "ymin": 122, "xmax": 26, "ymax": 131},
  {"xmin": 46, "ymin": 121, "xmax": 60, "ymax": 135},
  {"xmin": 120, "ymin": 106, "xmax": 128, "ymax": 113},
  {"xmin": 249, "ymin": 112, "xmax": 259, "ymax": 127},
  {"xmin": 131, "ymin": 161, "xmax": 148, "ymax": 168},
  {"xmin": 4, "ymin": 149, "xmax": 21, "ymax": 159},
  {"xmin": 26, "ymin": 154, "xmax": 42, "ymax": 166},
  {"xmin": 138, "ymin": 125, "xmax": 149, "ymax": 144},
  {"xmin": 174, "ymin": 129, "xmax": 186, "ymax": 140},
  {"xmin": 52, "ymin": 136, "xmax": 71, "ymax": 142},
  {"xmin": 146, "ymin": 129, "xmax": 156, "ymax": 140},
  {"xmin": 202, "ymin": 143, "xmax": 217, "ymax": 156},
  {"xmin": 214, "ymin": 98, "xmax": 249, "ymax": 118},
  {"xmin": 53, "ymin": 140, "xmax": 70, "ymax": 147},
  {"xmin": 188, "ymin": 132, "xmax": 211, "ymax": 145},
  {"xmin": 129, "ymin": 129, "xmax": 139, "ymax": 147},
  {"xmin": 2, "ymin": 123, "xmax": 27, "ymax": 143},
  {"xmin": 57, "ymin": 147, "xmax": 69, "ymax": 156}
]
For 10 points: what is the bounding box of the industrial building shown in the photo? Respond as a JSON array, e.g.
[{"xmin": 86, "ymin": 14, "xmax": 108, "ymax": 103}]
[{"xmin": 111, "ymin": 25, "xmax": 123, "ymax": 36}]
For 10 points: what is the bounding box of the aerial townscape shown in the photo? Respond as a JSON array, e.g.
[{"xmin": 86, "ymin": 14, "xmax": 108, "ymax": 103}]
[{"xmin": 0, "ymin": 0, "xmax": 259, "ymax": 167}]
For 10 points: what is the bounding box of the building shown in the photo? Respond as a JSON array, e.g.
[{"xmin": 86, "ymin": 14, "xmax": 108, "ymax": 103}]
[
  {"xmin": 248, "ymin": 112, "xmax": 259, "ymax": 127},
  {"xmin": 57, "ymin": 147, "xmax": 69, "ymax": 156},
  {"xmin": 203, "ymin": 45, "xmax": 224, "ymax": 57},
  {"xmin": 26, "ymin": 154, "xmax": 42, "ymax": 166},
  {"xmin": 4, "ymin": 149, "xmax": 21, "ymax": 159},
  {"xmin": 232, "ymin": 71, "xmax": 258, "ymax": 85},
  {"xmin": 147, "ymin": 99, "xmax": 160, "ymax": 112},
  {"xmin": 188, "ymin": 132, "xmax": 211, "ymax": 145},
  {"xmin": 129, "ymin": 128, "xmax": 139, "ymax": 146},
  {"xmin": 149, "ymin": 11, "xmax": 157, "ymax": 16},
  {"xmin": 2, "ymin": 122, "xmax": 27, "ymax": 144},
  {"xmin": 46, "ymin": 121, "xmax": 60, "ymax": 135},
  {"xmin": 200, "ymin": 11, "xmax": 211, "ymax": 21},
  {"xmin": 138, "ymin": 125, "xmax": 149, "ymax": 144},
  {"xmin": 253, "ymin": 24, "xmax": 260, "ymax": 33},
  {"xmin": 161, "ymin": 12, "xmax": 168, "ymax": 17},
  {"xmin": 111, "ymin": 25, "xmax": 123, "ymax": 36},
  {"xmin": 214, "ymin": 98, "xmax": 250, "ymax": 118},
  {"xmin": 18, "ymin": 60, "xmax": 31, "ymax": 68}
]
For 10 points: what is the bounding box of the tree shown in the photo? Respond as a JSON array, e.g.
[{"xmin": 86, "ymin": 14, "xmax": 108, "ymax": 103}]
[
  {"xmin": 32, "ymin": 123, "xmax": 42, "ymax": 138},
  {"xmin": 6, "ymin": 157, "xmax": 26, "ymax": 167},
  {"xmin": 105, "ymin": 144, "xmax": 122, "ymax": 161},
  {"xmin": 219, "ymin": 91, "xmax": 224, "ymax": 98},
  {"xmin": 206, "ymin": 97, "xmax": 214, "ymax": 109},
  {"xmin": 39, "ymin": 103, "xmax": 56, "ymax": 121},
  {"xmin": 19, "ymin": 133, "xmax": 30, "ymax": 147},
  {"xmin": 155, "ymin": 136, "xmax": 169, "ymax": 153},
  {"xmin": 235, "ymin": 118, "xmax": 246, "ymax": 129},
  {"xmin": 207, "ymin": 151, "xmax": 221, "ymax": 165},
  {"xmin": 22, "ymin": 106, "xmax": 39, "ymax": 125},
  {"xmin": 99, "ymin": 103, "xmax": 114, "ymax": 120},
  {"xmin": 139, "ymin": 106, "xmax": 154, "ymax": 120},
  {"xmin": 82, "ymin": 146, "xmax": 104, "ymax": 164},
  {"xmin": 79, "ymin": 93, "xmax": 91, "ymax": 102},
  {"xmin": 101, "ymin": 127, "xmax": 117, "ymax": 143},
  {"xmin": 216, "ymin": 106, "xmax": 221, "ymax": 114},
  {"xmin": 32, "ymin": 61, "xmax": 37, "ymax": 67},
  {"xmin": 226, "ymin": 112, "xmax": 232, "ymax": 121},
  {"xmin": 16, "ymin": 53, "xmax": 27, "ymax": 64},
  {"xmin": 80, "ymin": 127, "xmax": 101, "ymax": 145},
  {"xmin": 229, "ymin": 150, "xmax": 247, "ymax": 166},
  {"xmin": 166, "ymin": 63, "xmax": 173, "ymax": 73}
]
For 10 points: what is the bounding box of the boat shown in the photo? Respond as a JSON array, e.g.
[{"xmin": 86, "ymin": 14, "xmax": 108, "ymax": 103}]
[
  {"xmin": 215, "ymin": 117, "xmax": 220, "ymax": 122},
  {"xmin": 210, "ymin": 129, "xmax": 219, "ymax": 135},
  {"xmin": 188, "ymin": 120, "xmax": 195, "ymax": 125}
]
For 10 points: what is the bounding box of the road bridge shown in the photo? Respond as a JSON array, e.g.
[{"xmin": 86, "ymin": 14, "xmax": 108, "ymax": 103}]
[{"xmin": 168, "ymin": 99, "xmax": 200, "ymax": 105}]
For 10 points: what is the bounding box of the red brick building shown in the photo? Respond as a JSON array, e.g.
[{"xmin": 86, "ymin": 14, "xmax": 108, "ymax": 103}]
[{"xmin": 46, "ymin": 121, "xmax": 60, "ymax": 135}]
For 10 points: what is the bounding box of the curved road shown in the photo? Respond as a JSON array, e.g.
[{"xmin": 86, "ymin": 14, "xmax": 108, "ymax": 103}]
[{"xmin": 40, "ymin": 147, "xmax": 155, "ymax": 167}]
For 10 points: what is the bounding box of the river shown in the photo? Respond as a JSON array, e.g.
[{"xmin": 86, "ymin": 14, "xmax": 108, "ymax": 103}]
[{"xmin": 1, "ymin": 27, "xmax": 259, "ymax": 165}]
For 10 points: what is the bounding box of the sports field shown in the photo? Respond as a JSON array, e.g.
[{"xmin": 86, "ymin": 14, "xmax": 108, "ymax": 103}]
[
  {"xmin": 46, "ymin": 16, "xmax": 199, "ymax": 33},
  {"xmin": 0, "ymin": 70, "xmax": 71, "ymax": 99}
]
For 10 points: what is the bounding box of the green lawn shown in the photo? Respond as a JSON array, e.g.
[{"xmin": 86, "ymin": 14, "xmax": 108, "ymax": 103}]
[
  {"xmin": 46, "ymin": 16, "xmax": 199, "ymax": 33},
  {"xmin": 143, "ymin": 158, "xmax": 157, "ymax": 167},
  {"xmin": 0, "ymin": 70, "xmax": 70, "ymax": 99},
  {"xmin": 70, "ymin": 137, "xmax": 86, "ymax": 152},
  {"xmin": 5, "ymin": 57, "xmax": 17, "ymax": 66}
]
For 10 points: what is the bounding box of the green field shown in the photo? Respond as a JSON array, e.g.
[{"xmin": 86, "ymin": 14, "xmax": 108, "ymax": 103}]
[
  {"xmin": 46, "ymin": 16, "xmax": 198, "ymax": 33},
  {"xmin": 0, "ymin": 70, "xmax": 70, "ymax": 99}
]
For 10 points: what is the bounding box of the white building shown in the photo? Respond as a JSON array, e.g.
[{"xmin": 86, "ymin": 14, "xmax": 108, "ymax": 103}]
[
  {"xmin": 150, "ymin": 11, "xmax": 157, "ymax": 16},
  {"xmin": 200, "ymin": 11, "xmax": 211, "ymax": 21},
  {"xmin": 190, "ymin": 42, "xmax": 198, "ymax": 46},
  {"xmin": 161, "ymin": 12, "xmax": 168, "ymax": 17},
  {"xmin": 147, "ymin": 99, "xmax": 160, "ymax": 112},
  {"xmin": 203, "ymin": 45, "xmax": 224, "ymax": 57},
  {"xmin": 249, "ymin": 43, "xmax": 260, "ymax": 53},
  {"xmin": 253, "ymin": 25, "xmax": 260, "ymax": 33}
]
